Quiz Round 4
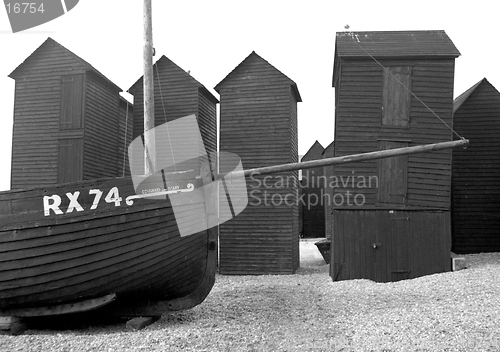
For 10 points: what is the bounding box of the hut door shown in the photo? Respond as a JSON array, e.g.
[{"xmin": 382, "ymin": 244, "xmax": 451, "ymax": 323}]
[
  {"xmin": 58, "ymin": 138, "xmax": 83, "ymax": 183},
  {"xmin": 377, "ymin": 141, "xmax": 408, "ymax": 205},
  {"xmin": 388, "ymin": 211, "xmax": 411, "ymax": 281},
  {"xmin": 60, "ymin": 74, "xmax": 84, "ymax": 130},
  {"xmin": 382, "ymin": 66, "xmax": 412, "ymax": 127}
]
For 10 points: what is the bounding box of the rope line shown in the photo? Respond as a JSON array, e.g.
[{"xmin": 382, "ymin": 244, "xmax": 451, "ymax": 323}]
[{"xmin": 346, "ymin": 31, "xmax": 464, "ymax": 140}]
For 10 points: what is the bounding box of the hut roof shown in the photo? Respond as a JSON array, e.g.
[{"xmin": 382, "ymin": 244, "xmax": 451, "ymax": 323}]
[
  {"xmin": 333, "ymin": 30, "xmax": 460, "ymax": 87},
  {"xmin": 127, "ymin": 55, "xmax": 219, "ymax": 104},
  {"xmin": 453, "ymin": 78, "xmax": 490, "ymax": 113},
  {"xmin": 322, "ymin": 141, "xmax": 335, "ymax": 156},
  {"xmin": 215, "ymin": 51, "xmax": 302, "ymax": 102},
  {"xmin": 9, "ymin": 37, "xmax": 122, "ymax": 91},
  {"xmin": 302, "ymin": 140, "xmax": 324, "ymax": 161}
]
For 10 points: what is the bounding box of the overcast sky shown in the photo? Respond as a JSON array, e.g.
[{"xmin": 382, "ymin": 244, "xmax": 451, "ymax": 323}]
[{"xmin": 0, "ymin": 0, "xmax": 498, "ymax": 191}]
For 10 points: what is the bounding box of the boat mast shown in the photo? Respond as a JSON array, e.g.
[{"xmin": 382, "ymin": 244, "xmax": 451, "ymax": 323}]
[{"xmin": 143, "ymin": 0, "xmax": 155, "ymax": 175}]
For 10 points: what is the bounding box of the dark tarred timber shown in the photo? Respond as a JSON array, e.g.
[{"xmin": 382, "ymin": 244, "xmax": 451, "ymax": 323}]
[
  {"xmin": 322, "ymin": 141, "xmax": 335, "ymax": 240},
  {"xmin": 333, "ymin": 210, "xmax": 451, "ymax": 282},
  {"xmin": 8, "ymin": 38, "xmax": 133, "ymax": 190},
  {"xmin": 451, "ymin": 78, "xmax": 500, "ymax": 254},
  {"xmin": 330, "ymin": 30, "xmax": 462, "ymax": 282},
  {"xmin": 128, "ymin": 55, "xmax": 218, "ymax": 157},
  {"xmin": 215, "ymin": 52, "xmax": 301, "ymax": 275},
  {"xmin": 300, "ymin": 141, "xmax": 326, "ymax": 238},
  {"xmin": 0, "ymin": 174, "xmax": 217, "ymax": 316}
]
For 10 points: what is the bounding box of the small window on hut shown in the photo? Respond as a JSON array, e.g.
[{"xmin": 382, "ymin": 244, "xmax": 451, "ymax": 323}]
[
  {"xmin": 382, "ymin": 66, "xmax": 412, "ymax": 127},
  {"xmin": 60, "ymin": 74, "xmax": 84, "ymax": 130},
  {"xmin": 377, "ymin": 140, "xmax": 408, "ymax": 205}
]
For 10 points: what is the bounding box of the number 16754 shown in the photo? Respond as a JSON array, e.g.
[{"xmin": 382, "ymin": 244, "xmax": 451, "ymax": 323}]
[{"xmin": 5, "ymin": 2, "xmax": 45, "ymax": 14}]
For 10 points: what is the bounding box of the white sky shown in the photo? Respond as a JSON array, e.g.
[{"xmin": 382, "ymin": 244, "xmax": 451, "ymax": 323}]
[{"xmin": 0, "ymin": 0, "xmax": 498, "ymax": 191}]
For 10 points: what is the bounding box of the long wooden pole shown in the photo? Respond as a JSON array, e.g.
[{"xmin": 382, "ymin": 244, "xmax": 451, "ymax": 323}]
[
  {"xmin": 223, "ymin": 139, "xmax": 469, "ymax": 178},
  {"xmin": 143, "ymin": 0, "xmax": 155, "ymax": 175}
]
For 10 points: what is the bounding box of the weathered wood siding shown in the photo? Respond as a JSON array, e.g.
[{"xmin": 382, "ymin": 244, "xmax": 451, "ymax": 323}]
[
  {"xmin": 9, "ymin": 39, "xmax": 88, "ymax": 189},
  {"xmin": 451, "ymin": 79, "xmax": 500, "ymax": 253},
  {"xmin": 9, "ymin": 38, "xmax": 127, "ymax": 189},
  {"xmin": 331, "ymin": 31, "xmax": 459, "ymax": 282},
  {"xmin": 117, "ymin": 97, "xmax": 134, "ymax": 177},
  {"xmin": 331, "ymin": 210, "xmax": 451, "ymax": 282},
  {"xmin": 290, "ymin": 90, "xmax": 299, "ymax": 271},
  {"xmin": 322, "ymin": 141, "xmax": 335, "ymax": 240},
  {"xmin": 300, "ymin": 141, "xmax": 325, "ymax": 238},
  {"xmin": 333, "ymin": 59, "xmax": 455, "ymax": 210},
  {"xmin": 128, "ymin": 56, "xmax": 218, "ymax": 157},
  {"xmin": 83, "ymin": 71, "xmax": 121, "ymax": 180},
  {"xmin": 198, "ymin": 90, "xmax": 218, "ymax": 157},
  {"xmin": 216, "ymin": 52, "xmax": 301, "ymax": 274}
]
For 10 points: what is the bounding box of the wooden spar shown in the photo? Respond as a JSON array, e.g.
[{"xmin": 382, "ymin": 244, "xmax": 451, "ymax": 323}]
[
  {"xmin": 143, "ymin": 0, "xmax": 155, "ymax": 174},
  {"xmin": 224, "ymin": 139, "xmax": 469, "ymax": 178}
]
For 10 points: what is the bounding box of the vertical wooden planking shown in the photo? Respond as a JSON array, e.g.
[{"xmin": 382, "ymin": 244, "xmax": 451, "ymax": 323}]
[
  {"xmin": 57, "ymin": 138, "xmax": 83, "ymax": 183},
  {"xmin": 60, "ymin": 74, "xmax": 84, "ymax": 130},
  {"xmin": 331, "ymin": 210, "xmax": 450, "ymax": 282},
  {"xmin": 331, "ymin": 210, "xmax": 341, "ymax": 280},
  {"xmin": 377, "ymin": 141, "xmax": 408, "ymax": 205},
  {"xmin": 382, "ymin": 66, "xmax": 412, "ymax": 127}
]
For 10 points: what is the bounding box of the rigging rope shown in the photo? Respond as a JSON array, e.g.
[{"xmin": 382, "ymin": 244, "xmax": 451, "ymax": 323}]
[{"xmin": 346, "ymin": 31, "xmax": 465, "ymax": 141}]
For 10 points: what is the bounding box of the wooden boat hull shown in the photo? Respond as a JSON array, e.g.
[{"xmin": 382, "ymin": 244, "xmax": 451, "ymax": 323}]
[{"xmin": 0, "ymin": 176, "xmax": 216, "ymax": 315}]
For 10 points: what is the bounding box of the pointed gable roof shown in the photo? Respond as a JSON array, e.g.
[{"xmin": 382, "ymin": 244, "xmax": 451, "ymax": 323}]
[
  {"xmin": 127, "ymin": 55, "xmax": 218, "ymax": 104},
  {"xmin": 322, "ymin": 141, "xmax": 335, "ymax": 157},
  {"xmin": 9, "ymin": 37, "xmax": 121, "ymax": 91},
  {"xmin": 302, "ymin": 140, "xmax": 324, "ymax": 161},
  {"xmin": 453, "ymin": 78, "xmax": 491, "ymax": 113},
  {"xmin": 214, "ymin": 51, "xmax": 302, "ymax": 102}
]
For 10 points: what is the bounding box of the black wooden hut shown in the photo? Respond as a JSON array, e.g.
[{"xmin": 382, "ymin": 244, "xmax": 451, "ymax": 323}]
[
  {"xmin": 8, "ymin": 38, "xmax": 132, "ymax": 189},
  {"xmin": 322, "ymin": 141, "xmax": 335, "ymax": 240},
  {"xmin": 331, "ymin": 31, "xmax": 460, "ymax": 282},
  {"xmin": 215, "ymin": 51, "xmax": 302, "ymax": 274},
  {"xmin": 451, "ymin": 78, "xmax": 500, "ymax": 253},
  {"xmin": 300, "ymin": 140, "xmax": 325, "ymax": 238},
  {"xmin": 128, "ymin": 55, "xmax": 218, "ymax": 157}
]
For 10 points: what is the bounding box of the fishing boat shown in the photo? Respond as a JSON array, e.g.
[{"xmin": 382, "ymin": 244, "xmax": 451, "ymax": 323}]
[
  {"xmin": 0, "ymin": 0, "xmax": 220, "ymax": 319},
  {"xmin": 0, "ymin": 1, "xmax": 469, "ymax": 328}
]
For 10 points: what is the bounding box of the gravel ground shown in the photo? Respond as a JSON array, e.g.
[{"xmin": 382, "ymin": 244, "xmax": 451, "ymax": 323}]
[{"xmin": 2, "ymin": 252, "xmax": 500, "ymax": 352}]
